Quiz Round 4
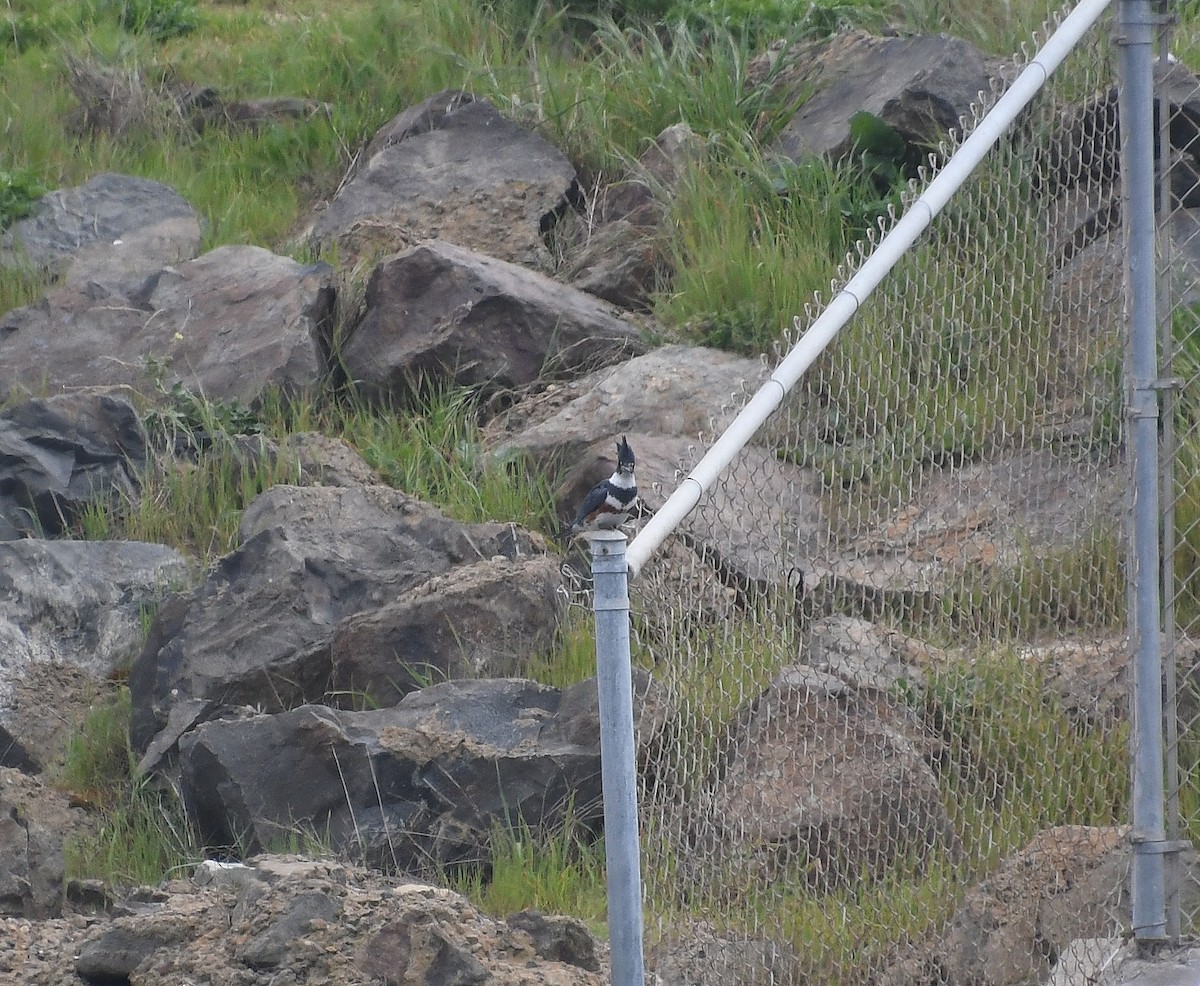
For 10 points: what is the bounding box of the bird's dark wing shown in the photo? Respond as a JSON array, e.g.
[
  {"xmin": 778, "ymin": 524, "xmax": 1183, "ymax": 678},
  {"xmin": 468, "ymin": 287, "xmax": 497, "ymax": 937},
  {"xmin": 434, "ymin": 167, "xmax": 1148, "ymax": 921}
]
[{"xmin": 570, "ymin": 482, "xmax": 611, "ymax": 529}]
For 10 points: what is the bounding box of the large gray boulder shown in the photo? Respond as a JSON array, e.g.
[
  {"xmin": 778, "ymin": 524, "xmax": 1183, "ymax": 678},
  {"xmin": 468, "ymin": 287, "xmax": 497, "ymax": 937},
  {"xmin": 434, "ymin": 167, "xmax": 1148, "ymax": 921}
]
[
  {"xmin": 0, "ymin": 391, "xmax": 148, "ymax": 540},
  {"xmin": 329, "ymin": 555, "xmax": 565, "ymax": 708},
  {"xmin": 0, "ymin": 538, "xmax": 189, "ymax": 772},
  {"xmin": 0, "ymin": 172, "xmax": 200, "ymax": 278},
  {"xmin": 485, "ymin": 348, "xmax": 811, "ymax": 602},
  {"xmin": 0, "ymin": 768, "xmax": 91, "ymax": 918},
  {"xmin": 814, "ymin": 448, "xmax": 1122, "ymax": 612},
  {"xmin": 128, "ymin": 483, "xmax": 550, "ymax": 757},
  {"xmin": 338, "ymin": 240, "xmax": 646, "ymax": 406},
  {"xmin": 310, "ymin": 93, "xmax": 577, "ymax": 270},
  {"xmin": 0, "ymin": 245, "xmax": 335, "ymax": 406},
  {"xmin": 486, "ymin": 344, "xmax": 767, "ymax": 473},
  {"xmin": 178, "ymin": 678, "xmax": 605, "ymax": 871},
  {"xmin": 691, "ymin": 665, "xmax": 959, "ymax": 894},
  {"xmin": 762, "ymin": 32, "xmax": 1004, "ymax": 166}
]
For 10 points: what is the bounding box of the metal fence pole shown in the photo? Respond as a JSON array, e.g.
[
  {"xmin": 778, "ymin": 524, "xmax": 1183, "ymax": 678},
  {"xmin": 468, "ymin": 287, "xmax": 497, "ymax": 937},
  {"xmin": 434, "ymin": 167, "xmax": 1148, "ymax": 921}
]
[
  {"xmin": 1119, "ymin": 0, "xmax": 1168, "ymax": 943},
  {"xmin": 590, "ymin": 531, "xmax": 646, "ymax": 985}
]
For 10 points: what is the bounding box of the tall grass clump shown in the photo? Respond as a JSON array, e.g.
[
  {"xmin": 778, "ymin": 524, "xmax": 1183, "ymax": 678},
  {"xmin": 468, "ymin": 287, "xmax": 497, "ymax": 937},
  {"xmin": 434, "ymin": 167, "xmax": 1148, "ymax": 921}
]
[
  {"xmin": 74, "ymin": 385, "xmax": 303, "ymax": 562},
  {"xmin": 894, "ymin": 0, "xmax": 1059, "ymax": 56},
  {"xmin": 101, "ymin": 0, "xmax": 198, "ymax": 41},
  {"xmin": 522, "ymin": 610, "xmax": 600, "ymax": 688},
  {"xmin": 670, "ymin": 0, "xmax": 890, "ymax": 45},
  {"xmin": 658, "ymin": 143, "xmax": 852, "ymax": 354},
  {"xmin": 449, "ymin": 808, "xmax": 609, "ymax": 931},
  {"xmin": 58, "ymin": 688, "xmax": 198, "ymax": 888},
  {"xmin": 329, "ymin": 386, "xmax": 559, "ymax": 530}
]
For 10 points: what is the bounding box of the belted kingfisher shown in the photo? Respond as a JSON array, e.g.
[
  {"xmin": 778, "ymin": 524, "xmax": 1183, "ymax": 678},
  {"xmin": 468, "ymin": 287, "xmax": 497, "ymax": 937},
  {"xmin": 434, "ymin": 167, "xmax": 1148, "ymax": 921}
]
[{"xmin": 564, "ymin": 436, "xmax": 638, "ymax": 538}]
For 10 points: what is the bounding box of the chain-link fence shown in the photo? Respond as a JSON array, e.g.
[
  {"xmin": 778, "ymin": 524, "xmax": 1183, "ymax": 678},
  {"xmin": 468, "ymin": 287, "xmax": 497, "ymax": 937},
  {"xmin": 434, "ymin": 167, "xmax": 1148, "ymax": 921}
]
[
  {"xmin": 578, "ymin": 3, "xmax": 1196, "ymax": 983},
  {"xmin": 1158, "ymin": 3, "xmax": 1200, "ymax": 945}
]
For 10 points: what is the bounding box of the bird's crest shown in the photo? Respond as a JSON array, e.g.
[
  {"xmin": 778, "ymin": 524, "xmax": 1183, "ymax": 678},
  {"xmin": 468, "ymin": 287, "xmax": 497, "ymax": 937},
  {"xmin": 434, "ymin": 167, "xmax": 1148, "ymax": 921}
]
[{"xmin": 617, "ymin": 436, "xmax": 635, "ymax": 472}]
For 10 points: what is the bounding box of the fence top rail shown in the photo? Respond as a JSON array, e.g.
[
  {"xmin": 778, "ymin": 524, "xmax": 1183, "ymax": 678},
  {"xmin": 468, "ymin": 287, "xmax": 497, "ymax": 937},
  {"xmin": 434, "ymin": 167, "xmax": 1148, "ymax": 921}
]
[{"xmin": 623, "ymin": 0, "xmax": 1116, "ymax": 581}]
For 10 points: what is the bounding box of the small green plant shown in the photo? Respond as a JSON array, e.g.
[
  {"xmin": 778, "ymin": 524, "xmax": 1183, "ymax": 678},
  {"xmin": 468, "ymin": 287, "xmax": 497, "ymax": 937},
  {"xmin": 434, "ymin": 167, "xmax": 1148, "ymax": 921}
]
[
  {"xmin": 58, "ymin": 688, "xmax": 199, "ymax": 887},
  {"xmin": 771, "ymin": 850, "xmax": 964, "ymax": 984},
  {"xmin": 482, "ymin": 0, "xmax": 671, "ymax": 38},
  {"xmin": 100, "ymin": 441, "xmax": 300, "ymax": 562},
  {"xmin": 144, "ymin": 379, "xmax": 265, "ymax": 456},
  {"xmin": 0, "ymin": 168, "xmax": 46, "ymax": 231}
]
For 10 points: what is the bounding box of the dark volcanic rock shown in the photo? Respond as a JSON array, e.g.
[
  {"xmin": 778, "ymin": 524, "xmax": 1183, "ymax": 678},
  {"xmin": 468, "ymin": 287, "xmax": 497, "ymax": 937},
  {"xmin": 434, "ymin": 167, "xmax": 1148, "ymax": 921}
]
[
  {"xmin": 310, "ymin": 94, "xmax": 577, "ymax": 270},
  {"xmin": 338, "ymin": 240, "xmax": 646, "ymax": 407},
  {"xmin": 766, "ymin": 32, "xmax": 1003, "ymax": 166},
  {"xmin": 0, "ymin": 172, "xmax": 200, "ymax": 277},
  {"xmin": 0, "ymin": 245, "xmax": 335, "ymax": 406},
  {"xmin": 178, "ymin": 678, "xmax": 606, "ymax": 871},
  {"xmin": 128, "ymin": 483, "xmax": 547, "ymax": 757},
  {"xmin": 329, "ymin": 555, "xmax": 565, "ymax": 709},
  {"xmin": 0, "ymin": 391, "xmax": 148, "ymax": 539}
]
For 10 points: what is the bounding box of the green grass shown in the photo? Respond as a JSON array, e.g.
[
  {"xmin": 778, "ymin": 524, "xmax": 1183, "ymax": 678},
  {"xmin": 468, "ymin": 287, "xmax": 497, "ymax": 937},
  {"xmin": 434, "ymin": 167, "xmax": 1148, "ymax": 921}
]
[
  {"xmin": 895, "ymin": 0, "xmax": 1061, "ymax": 56},
  {"xmin": 521, "ymin": 611, "xmax": 599, "ymax": 688},
  {"xmin": 72, "ymin": 382, "xmax": 559, "ymax": 566},
  {"xmin": 656, "ymin": 141, "xmax": 852, "ymax": 354},
  {"xmin": 913, "ymin": 652, "xmax": 1129, "ymax": 850},
  {"xmin": 793, "ymin": 148, "xmax": 1054, "ymax": 508},
  {"xmin": 449, "ymin": 808, "xmax": 609, "ymax": 932},
  {"xmin": 1168, "ymin": 303, "xmax": 1200, "ymax": 634},
  {"xmin": 772, "ymin": 851, "xmax": 965, "ymax": 984},
  {"xmin": 932, "ymin": 533, "xmax": 1127, "ymax": 639},
  {"xmin": 328, "ymin": 387, "xmax": 560, "ymax": 529},
  {"xmin": 630, "ymin": 640, "xmax": 1129, "ymax": 985},
  {"xmin": 57, "ymin": 688, "xmax": 199, "ymax": 888}
]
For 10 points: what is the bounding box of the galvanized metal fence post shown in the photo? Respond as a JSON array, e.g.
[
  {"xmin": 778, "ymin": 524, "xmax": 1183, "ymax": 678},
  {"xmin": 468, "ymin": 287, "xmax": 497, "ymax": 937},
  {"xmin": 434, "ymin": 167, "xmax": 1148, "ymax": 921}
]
[
  {"xmin": 590, "ymin": 530, "xmax": 646, "ymax": 985},
  {"xmin": 1119, "ymin": 0, "xmax": 1169, "ymax": 943}
]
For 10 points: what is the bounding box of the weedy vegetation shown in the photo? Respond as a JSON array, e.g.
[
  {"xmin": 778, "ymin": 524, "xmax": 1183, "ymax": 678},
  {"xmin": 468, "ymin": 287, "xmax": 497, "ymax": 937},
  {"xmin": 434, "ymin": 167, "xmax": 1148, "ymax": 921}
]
[
  {"xmin": 447, "ymin": 807, "xmax": 609, "ymax": 933},
  {"xmin": 3, "ymin": 0, "xmax": 1170, "ymax": 956},
  {"xmin": 58, "ymin": 688, "xmax": 199, "ymax": 888}
]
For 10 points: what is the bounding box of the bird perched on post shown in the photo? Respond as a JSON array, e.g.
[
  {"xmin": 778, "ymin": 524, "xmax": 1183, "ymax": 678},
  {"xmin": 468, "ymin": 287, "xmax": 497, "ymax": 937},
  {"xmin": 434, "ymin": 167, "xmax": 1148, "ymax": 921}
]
[{"xmin": 563, "ymin": 436, "xmax": 639, "ymax": 539}]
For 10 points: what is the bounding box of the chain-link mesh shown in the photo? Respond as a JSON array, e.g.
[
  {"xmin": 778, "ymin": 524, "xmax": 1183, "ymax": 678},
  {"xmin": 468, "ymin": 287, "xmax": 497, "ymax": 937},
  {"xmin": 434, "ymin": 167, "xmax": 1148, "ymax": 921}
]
[
  {"xmin": 589, "ymin": 6, "xmax": 1165, "ymax": 983},
  {"xmin": 1159, "ymin": 3, "xmax": 1200, "ymax": 945}
]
